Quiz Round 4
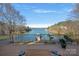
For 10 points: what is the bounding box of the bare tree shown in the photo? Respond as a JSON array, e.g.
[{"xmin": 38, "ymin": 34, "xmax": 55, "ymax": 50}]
[{"xmin": 0, "ymin": 3, "xmax": 26, "ymax": 42}]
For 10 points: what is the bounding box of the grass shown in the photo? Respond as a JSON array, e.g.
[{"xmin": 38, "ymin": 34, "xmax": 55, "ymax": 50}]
[{"xmin": 0, "ymin": 35, "xmax": 9, "ymax": 41}]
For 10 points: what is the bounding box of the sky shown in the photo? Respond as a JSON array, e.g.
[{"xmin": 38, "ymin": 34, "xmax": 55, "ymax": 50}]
[{"xmin": 12, "ymin": 3, "xmax": 75, "ymax": 28}]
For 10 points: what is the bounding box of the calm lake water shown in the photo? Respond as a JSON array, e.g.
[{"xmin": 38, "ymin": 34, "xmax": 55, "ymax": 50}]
[{"xmin": 16, "ymin": 28, "xmax": 50, "ymax": 42}]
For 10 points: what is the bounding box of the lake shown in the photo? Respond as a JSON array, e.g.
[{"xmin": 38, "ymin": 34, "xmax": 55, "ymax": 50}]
[{"xmin": 16, "ymin": 28, "xmax": 50, "ymax": 42}]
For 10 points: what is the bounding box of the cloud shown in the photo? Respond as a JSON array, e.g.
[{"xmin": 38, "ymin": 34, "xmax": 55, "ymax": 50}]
[
  {"xmin": 26, "ymin": 24, "xmax": 52, "ymax": 28},
  {"xmin": 33, "ymin": 9, "xmax": 57, "ymax": 13},
  {"xmin": 33, "ymin": 8, "xmax": 72, "ymax": 14},
  {"xmin": 67, "ymin": 8, "xmax": 73, "ymax": 12},
  {"xmin": 63, "ymin": 8, "xmax": 73, "ymax": 13}
]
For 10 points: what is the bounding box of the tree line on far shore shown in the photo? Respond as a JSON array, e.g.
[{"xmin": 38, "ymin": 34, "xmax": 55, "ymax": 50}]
[{"xmin": 0, "ymin": 21, "xmax": 30, "ymax": 35}]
